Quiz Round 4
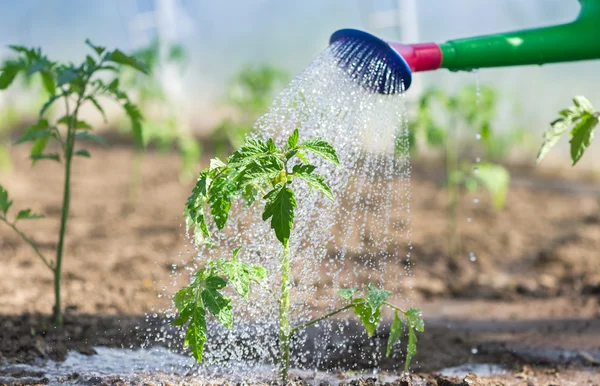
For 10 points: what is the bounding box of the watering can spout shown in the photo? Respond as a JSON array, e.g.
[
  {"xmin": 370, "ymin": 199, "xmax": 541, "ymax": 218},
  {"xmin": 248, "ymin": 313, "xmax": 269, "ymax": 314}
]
[{"xmin": 330, "ymin": 0, "xmax": 600, "ymax": 93}]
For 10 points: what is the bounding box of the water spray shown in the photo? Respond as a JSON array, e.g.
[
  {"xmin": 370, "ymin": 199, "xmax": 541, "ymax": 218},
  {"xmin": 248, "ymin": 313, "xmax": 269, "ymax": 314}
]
[{"xmin": 330, "ymin": 0, "xmax": 600, "ymax": 93}]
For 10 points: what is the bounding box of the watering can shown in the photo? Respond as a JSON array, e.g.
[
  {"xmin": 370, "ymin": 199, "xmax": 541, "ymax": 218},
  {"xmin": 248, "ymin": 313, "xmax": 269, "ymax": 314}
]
[{"xmin": 330, "ymin": 0, "xmax": 600, "ymax": 93}]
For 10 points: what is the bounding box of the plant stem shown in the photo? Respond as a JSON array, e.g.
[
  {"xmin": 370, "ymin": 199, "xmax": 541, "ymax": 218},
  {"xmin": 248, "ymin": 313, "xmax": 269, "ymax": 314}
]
[
  {"xmin": 0, "ymin": 217, "xmax": 54, "ymax": 271},
  {"xmin": 278, "ymin": 242, "xmax": 291, "ymax": 384},
  {"xmin": 53, "ymin": 97, "xmax": 79, "ymax": 327},
  {"xmin": 290, "ymin": 302, "xmax": 361, "ymax": 335}
]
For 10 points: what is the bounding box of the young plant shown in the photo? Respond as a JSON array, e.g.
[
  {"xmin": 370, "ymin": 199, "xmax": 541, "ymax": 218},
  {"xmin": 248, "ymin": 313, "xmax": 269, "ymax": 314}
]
[
  {"xmin": 0, "ymin": 41, "xmax": 147, "ymax": 325},
  {"xmin": 537, "ymin": 96, "xmax": 599, "ymax": 166},
  {"xmin": 174, "ymin": 130, "xmax": 424, "ymax": 383}
]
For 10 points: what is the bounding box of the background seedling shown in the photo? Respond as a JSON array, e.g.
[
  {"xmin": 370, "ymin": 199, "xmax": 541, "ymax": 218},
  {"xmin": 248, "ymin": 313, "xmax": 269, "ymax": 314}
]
[
  {"xmin": 0, "ymin": 40, "xmax": 147, "ymax": 326},
  {"xmin": 175, "ymin": 129, "xmax": 424, "ymax": 383}
]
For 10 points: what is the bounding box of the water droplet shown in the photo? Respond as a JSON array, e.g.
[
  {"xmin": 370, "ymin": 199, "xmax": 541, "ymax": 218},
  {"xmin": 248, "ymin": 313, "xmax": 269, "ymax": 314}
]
[
  {"xmin": 473, "ymin": 198, "xmax": 479, "ymax": 204},
  {"xmin": 475, "ymin": 133, "xmax": 481, "ymax": 140},
  {"xmin": 471, "ymin": 347, "xmax": 479, "ymax": 355},
  {"xmin": 475, "ymin": 157, "xmax": 481, "ymax": 163},
  {"xmin": 469, "ymin": 252, "xmax": 477, "ymax": 262}
]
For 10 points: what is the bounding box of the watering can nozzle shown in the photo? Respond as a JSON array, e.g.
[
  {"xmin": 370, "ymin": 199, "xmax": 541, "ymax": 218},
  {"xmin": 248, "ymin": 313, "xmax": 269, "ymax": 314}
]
[{"xmin": 330, "ymin": 0, "xmax": 600, "ymax": 94}]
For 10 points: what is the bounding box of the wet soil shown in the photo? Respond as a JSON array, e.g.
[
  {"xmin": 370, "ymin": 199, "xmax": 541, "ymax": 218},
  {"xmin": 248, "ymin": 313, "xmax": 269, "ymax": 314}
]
[{"xmin": 1, "ymin": 146, "xmax": 600, "ymax": 385}]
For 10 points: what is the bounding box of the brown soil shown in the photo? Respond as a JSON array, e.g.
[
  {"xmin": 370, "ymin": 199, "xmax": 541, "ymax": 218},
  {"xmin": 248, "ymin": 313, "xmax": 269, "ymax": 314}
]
[{"xmin": 1, "ymin": 146, "xmax": 600, "ymax": 385}]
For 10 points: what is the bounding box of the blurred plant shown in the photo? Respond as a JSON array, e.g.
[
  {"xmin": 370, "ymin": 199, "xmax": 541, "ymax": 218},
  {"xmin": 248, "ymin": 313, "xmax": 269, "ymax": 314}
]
[
  {"xmin": 405, "ymin": 84, "xmax": 511, "ymax": 267},
  {"xmin": 0, "ymin": 41, "xmax": 147, "ymax": 325},
  {"xmin": 212, "ymin": 65, "xmax": 289, "ymax": 157},
  {"xmin": 537, "ymin": 96, "xmax": 598, "ymax": 166},
  {"xmin": 119, "ymin": 38, "xmax": 200, "ymax": 203}
]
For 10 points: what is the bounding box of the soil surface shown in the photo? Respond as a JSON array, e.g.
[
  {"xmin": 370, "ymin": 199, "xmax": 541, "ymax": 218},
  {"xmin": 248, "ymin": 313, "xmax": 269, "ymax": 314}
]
[{"xmin": 1, "ymin": 146, "xmax": 600, "ymax": 385}]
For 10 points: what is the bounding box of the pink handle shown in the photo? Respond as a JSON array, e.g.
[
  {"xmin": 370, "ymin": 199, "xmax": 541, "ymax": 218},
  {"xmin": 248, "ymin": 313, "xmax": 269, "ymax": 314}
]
[{"xmin": 388, "ymin": 42, "xmax": 443, "ymax": 72}]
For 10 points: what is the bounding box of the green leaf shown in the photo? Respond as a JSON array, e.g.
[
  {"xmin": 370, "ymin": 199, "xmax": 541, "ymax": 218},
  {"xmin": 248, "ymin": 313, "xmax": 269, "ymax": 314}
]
[
  {"xmin": 298, "ymin": 137, "xmax": 340, "ymax": 166},
  {"xmin": 292, "ymin": 164, "xmax": 334, "ymax": 201},
  {"xmin": 86, "ymin": 96, "xmax": 107, "ymax": 122},
  {"xmin": 17, "ymin": 128, "xmax": 54, "ymax": 144},
  {"xmin": 205, "ymin": 275, "xmax": 227, "ymax": 290},
  {"xmin": 366, "ymin": 283, "xmax": 392, "ymax": 316},
  {"xmin": 287, "ymin": 129, "xmax": 299, "ymax": 148},
  {"xmin": 58, "ymin": 116, "xmax": 93, "ymax": 129},
  {"xmin": 123, "ymin": 102, "xmax": 144, "ymax": 148},
  {"xmin": 74, "ymin": 149, "xmax": 91, "ymax": 158},
  {"xmin": 537, "ymin": 116, "xmax": 572, "ymax": 164},
  {"xmin": 353, "ymin": 298, "xmax": 380, "ymax": 337},
  {"xmin": 208, "ymin": 176, "xmax": 235, "ymax": 230},
  {"xmin": 404, "ymin": 308, "xmax": 424, "ymax": 371},
  {"xmin": 40, "ymin": 70, "xmax": 56, "ymax": 95},
  {"xmin": 171, "ymin": 304, "xmax": 193, "ymax": 326},
  {"xmin": 570, "ymin": 112, "xmax": 599, "ymax": 166},
  {"xmin": 209, "ymin": 157, "xmax": 226, "ymax": 171},
  {"xmin": 57, "ymin": 68, "xmax": 78, "ymax": 86},
  {"xmin": 75, "ymin": 131, "xmax": 108, "ymax": 147},
  {"xmin": 337, "ymin": 288, "xmax": 359, "ymax": 301},
  {"xmin": 185, "ymin": 307, "xmax": 207, "ymax": 362},
  {"xmin": 27, "ymin": 60, "xmax": 47, "ymax": 75},
  {"xmin": 85, "ymin": 39, "xmax": 106, "ymax": 55},
  {"xmin": 251, "ymin": 265, "xmax": 268, "ymax": 282},
  {"xmin": 201, "ymin": 288, "xmax": 233, "ymax": 329},
  {"xmin": 573, "ymin": 95, "xmax": 594, "ymax": 114},
  {"xmin": 0, "ymin": 61, "xmax": 23, "ymax": 90},
  {"xmin": 262, "ymin": 183, "xmax": 296, "ymax": 246},
  {"xmin": 106, "ymin": 49, "xmax": 148, "ymax": 74},
  {"xmin": 15, "ymin": 209, "xmax": 44, "ymax": 221},
  {"xmin": 227, "ymin": 139, "xmax": 271, "ymax": 168},
  {"xmin": 472, "ymin": 163, "xmax": 510, "ymax": 210},
  {"xmin": 235, "ymin": 156, "xmax": 284, "ymax": 188},
  {"xmin": 40, "ymin": 94, "xmax": 61, "ymax": 117},
  {"xmin": 0, "ymin": 185, "xmax": 13, "ymax": 215},
  {"xmin": 386, "ymin": 310, "xmax": 403, "ymax": 357},
  {"xmin": 30, "ymin": 153, "xmax": 60, "ymax": 163}
]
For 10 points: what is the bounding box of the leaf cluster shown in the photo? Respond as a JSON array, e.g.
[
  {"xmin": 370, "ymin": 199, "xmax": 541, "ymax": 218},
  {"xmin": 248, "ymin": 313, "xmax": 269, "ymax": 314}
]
[
  {"xmin": 171, "ymin": 248, "xmax": 268, "ymax": 361},
  {"xmin": 336, "ymin": 284, "xmax": 424, "ymax": 371},
  {"xmin": 0, "ymin": 40, "xmax": 148, "ymax": 162},
  {"xmin": 537, "ymin": 96, "xmax": 599, "ymax": 166},
  {"xmin": 450, "ymin": 162, "xmax": 510, "ymax": 210},
  {"xmin": 0, "ymin": 184, "xmax": 44, "ymax": 224},
  {"xmin": 185, "ymin": 129, "xmax": 340, "ymax": 247}
]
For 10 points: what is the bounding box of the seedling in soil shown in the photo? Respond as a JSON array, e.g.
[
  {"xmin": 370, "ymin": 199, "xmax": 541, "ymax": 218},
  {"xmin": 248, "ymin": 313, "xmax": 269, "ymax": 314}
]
[
  {"xmin": 537, "ymin": 96, "xmax": 599, "ymax": 166},
  {"xmin": 174, "ymin": 129, "xmax": 424, "ymax": 383},
  {"xmin": 0, "ymin": 41, "xmax": 147, "ymax": 326}
]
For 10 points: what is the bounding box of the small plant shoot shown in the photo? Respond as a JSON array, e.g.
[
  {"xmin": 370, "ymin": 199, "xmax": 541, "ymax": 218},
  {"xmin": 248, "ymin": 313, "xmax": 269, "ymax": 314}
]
[
  {"xmin": 174, "ymin": 129, "xmax": 424, "ymax": 383},
  {"xmin": 537, "ymin": 96, "xmax": 599, "ymax": 166},
  {"xmin": 0, "ymin": 41, "xmax": 147, "ymax": 326}
]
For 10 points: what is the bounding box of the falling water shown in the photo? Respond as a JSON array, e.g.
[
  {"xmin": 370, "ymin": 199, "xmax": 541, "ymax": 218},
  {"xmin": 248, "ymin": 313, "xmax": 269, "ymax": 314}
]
[{"xmin": 160, "ymin": 40, "xmax": 413, "ymax": 379}]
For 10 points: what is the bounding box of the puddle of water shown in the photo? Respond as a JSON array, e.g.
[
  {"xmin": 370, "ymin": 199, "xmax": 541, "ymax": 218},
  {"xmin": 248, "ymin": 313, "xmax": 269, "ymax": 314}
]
[{"xmin": 437, "ymin": 363, "xmax": 507, "ymax": 378}]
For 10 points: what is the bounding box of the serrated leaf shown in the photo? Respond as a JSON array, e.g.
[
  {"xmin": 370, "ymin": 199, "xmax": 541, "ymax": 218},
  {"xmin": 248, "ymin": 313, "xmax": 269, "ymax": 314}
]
[
  {"xmin": 30, "ymin": 153, "xmax": 60, "ymax": 163},
  {"xmin": 295, "ymin": 151, "xmax": 308, "ymax": 164},
  {"xmin": 405, "ymin": 308, "xmax": 424, "ymax": 332},
  {"xmin": 267, "ymin": 138, "xmax": 277, "ymax": 152},
  {"xmin": 57, "ymin": 68, "xmax": 78, "ymax": 86},
  {"xmin": 40, "ymin": 70, "xmax": 56, "ymax": 95},
  {"xmin": 208, "ymin": 176, "xmax": 235, "ymax": 230},
  {"xmin": 205, "ymin": 275, "xmax": 227, "ymax": 290},
  {"xmin": 40, "ymin": 94, "xmax": 61, "ymax": 117},
  {"xmin": 0, "ymin": 61, "xmax": 23, "ymax": 90},
  {"xmin": 353, "ymin": 298, "xmax": 380, "ymax": 337},
  {"xmin": 537, "ymin": 117, "xmax": 572, "ymax": 164},
  {"xmin": 106, "ymin": 49, "xmax": 148, "ymax": 74},
  {"xmin": 235, "ymin": 156, "xmax": 284, "ymax": 188},
  {"xmin": 404, "ymin": 308, "xmax": 424, "ymax": 371},
  {"xmin": 15, "ymin": 209, "xmax": 44, "ymax": 221},
  {"xmin": 366, "ymin": 283, "xmax": 392, "ymax": 315},
  {"xmin": 287, "ymin": 129, "xmax": 299, "ymax": 148},
  {"xmin": 386, "ymin": 310, "xmax": 403, "ymax": 357},
  {"xmin": 262, "ymin": 183, "xmax": 296, "ymax": 246},
  {"xmin": 123, "ymin": 102, "xmax": 144, "ymax": 148},
  {"xmin": 201, "ymin": 288, "xmax": 233, "ymax": 329},
  {"xmin": 86, "ymin": 96, "xmax": 107, "ymax": 122},
  {"xmin": 573, "ymin": 96, "xmax": 594, "ymax": 114},
  {"xmin": 171, "ymin": 304, "xmax": 193, "ymax": 326},
  {"xmin": 337, "ymin": 288, "xmax": 359, "ymax": 300},
  {"xmin": 292, "ymin": 164, "xmax": 334, "ymax": 201},
  {"xmin": 185, "ymin": 307, "xmax": 207, "ymax": 362},
  {"xmin": 298, "ymin": 137, "xmax": 340, "ymax": 166},
  {"xmin": 74, "ymin": 149, "xmax": 91, "ymax": 158},
  {"xmin": 570, "ymin": 112, "xmax": 599, "ymax": 166},
  {"xmin": 0, "ymin": 185, "xmax": 13, "ymax": 215},
  {"xmin": 75, "ymin": 131, "xmax": 108, "ymax": 147},
  {"xmin": 227, "ymin": 139, "xmax": 271, "ymax": 167},
  {"xmin": 85, "ymin": 39, "xmax": 105, "ymax": 55}
]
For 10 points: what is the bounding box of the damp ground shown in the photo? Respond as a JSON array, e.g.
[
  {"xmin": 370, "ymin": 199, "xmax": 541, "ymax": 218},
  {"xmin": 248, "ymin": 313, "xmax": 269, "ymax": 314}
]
[{"xmin": 1, "ymin": 146, "xmax": 599, "ymax": 385}]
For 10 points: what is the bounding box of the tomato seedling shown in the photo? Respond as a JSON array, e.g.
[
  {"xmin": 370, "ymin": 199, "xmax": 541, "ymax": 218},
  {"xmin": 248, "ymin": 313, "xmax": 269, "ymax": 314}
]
[
  {"xmin": 174, "ymin": 129, "xmax": 424, "ymax": 383},
  {"xmin": 0, "ymin": 40, "xmax": 147, "ymax": 326}
]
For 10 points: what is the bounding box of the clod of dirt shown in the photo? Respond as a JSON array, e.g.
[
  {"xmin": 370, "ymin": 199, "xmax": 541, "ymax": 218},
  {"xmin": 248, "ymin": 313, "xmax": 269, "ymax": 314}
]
[{"xmin": 434, "ymin": 373, "xmax": 505, "ymax": 386}]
